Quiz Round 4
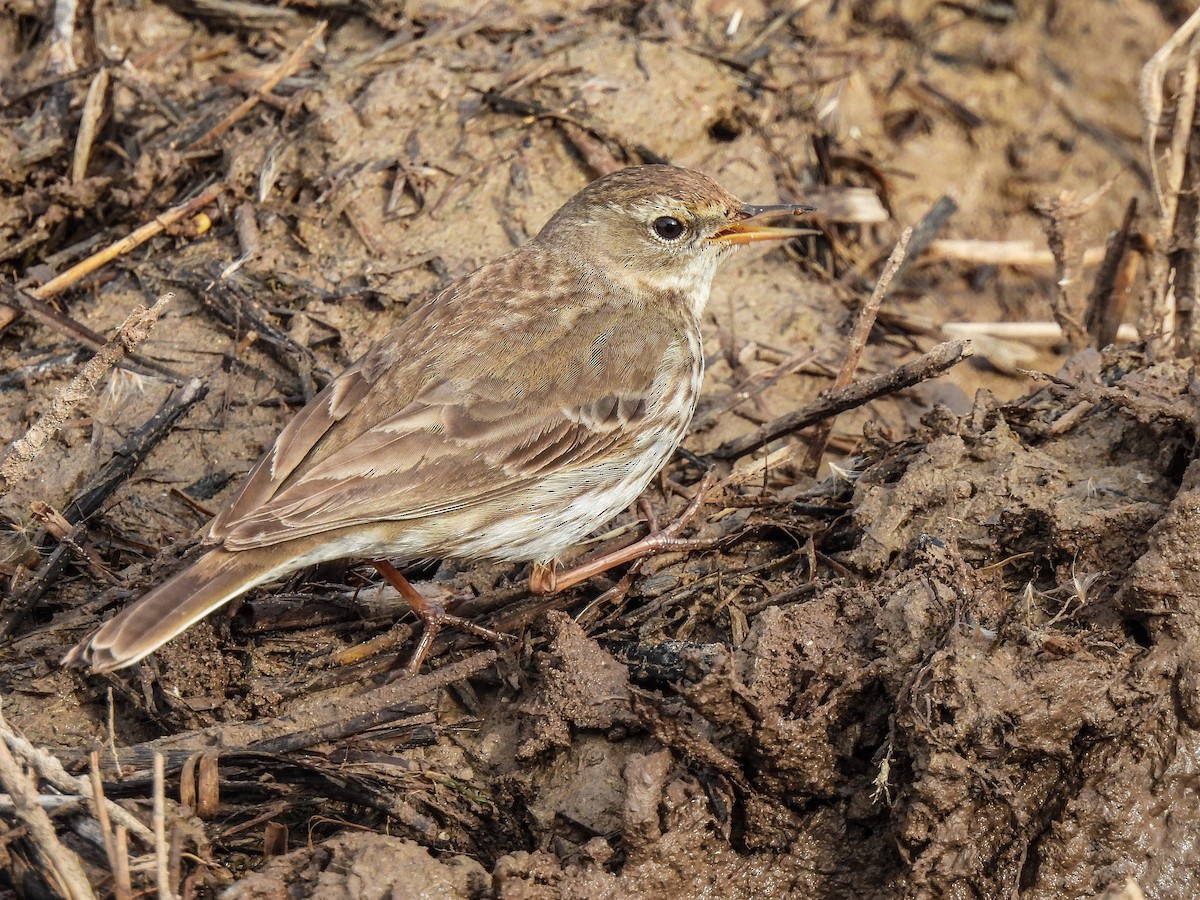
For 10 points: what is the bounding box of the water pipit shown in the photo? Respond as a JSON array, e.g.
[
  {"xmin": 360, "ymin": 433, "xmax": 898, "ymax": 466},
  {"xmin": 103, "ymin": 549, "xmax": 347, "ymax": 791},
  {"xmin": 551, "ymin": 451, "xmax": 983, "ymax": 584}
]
[{"xmin": 65, "ymin": 165, "xmax": 813, "ymax": 673}]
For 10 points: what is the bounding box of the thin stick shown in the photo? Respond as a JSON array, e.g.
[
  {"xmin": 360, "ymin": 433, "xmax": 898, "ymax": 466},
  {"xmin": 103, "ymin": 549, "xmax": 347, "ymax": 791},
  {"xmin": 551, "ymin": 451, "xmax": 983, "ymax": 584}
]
[
  {"xmin": 62, "ymin": 376, "xmax": 206, "ymax": 523},
  {"xmin": 801, "ymin": 228, "xmax": 912, "ymax": 473},
  {"xmin": 1139, "ymin": 3, "xmax": 1200, "ymax": 217},
  {"xmin": 49, "ymin": 0, "xmax": 78, "ymax": 75},
  {"xmin": 715, "ymin": 340, "xmax": 975, "ymax": 460},
  {"xmin": 246, "ymin": 702, "xmax": 426, "ymax": 755},
  {"xmin": 0, "ymin": 718, "xmax": 152, "ymax": 844},
  {"xmin": 927, "ymin": 239, "xmax": 1107, "ymax": 269},
  {"xmin": 1084, "ymin": 198, "xmax": 1141, "ymax": 349},
  {"xmin": 154, "ymin": 752, "xmax": 173, "ymax": 900},
  {"xmin": 0, "ymin": 287, "xmax": 185, "ymax": 382},
  {"xmin": 794, "ymin": 198, "xmax": 954, "ymax": 473},
  {"xmin": 28, "ymin": 185, "xmax": 222, "ymax": 301},
  {"xmin": 0, "ymin": 794, "xmax": 86, "ymax": 811},
  {"xmin": 0, "ymin": 715, "xmax": 96, "ymax": 899},
  {"xmin": 1171, "ymin": 81, "xmax": 1200, "ymax": 359},
  {"xmin": 1139, "ymin": 22, "xmax": 1200, "ymax": 358},
  {"xmin": 188, "ymin": 21, "xmax": 327, "ymax": 149},
  {"xmin": 1034, "ymin": 192, "xmax": 1090, "ymax": 352},
  {"xmin": 88, "ymin": 751, "xmax": 129, "ymax": 899},
  {"xmin": 942, "ymin": 321, "xmax": 1139, "ymax": 345},
  {"xmin": 107, "ymin": 688, "xmax": 123, "ymax": 780},
  {"xmin": 875, "ymin": 197, "xmax": 956, "ymax": 289},
  {"xmin": 1161, "ymin": 36, "xmax": 1200, "ymax": 230},
  {"xmin": 0, "ymin": 293, "xmax": 173, "ymax": 496},
  {"xmin": 71, "ymin": 66, "xmax": 109, "ymax": 183},
  {"xmin": 74, "ymin": 653, "xmax": 496, "ymax": 774},
  {"xmin": 113, "ymin": 826, "xmax": 132, "ymax": 900},
  {"xmin": 31, "ymin": 501, "xmax": 117, "ymax": 583}
]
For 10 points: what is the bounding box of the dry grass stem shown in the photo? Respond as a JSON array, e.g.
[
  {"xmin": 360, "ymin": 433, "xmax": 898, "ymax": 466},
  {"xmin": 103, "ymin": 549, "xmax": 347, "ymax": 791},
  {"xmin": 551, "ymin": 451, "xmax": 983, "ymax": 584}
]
[
  {"xmin": 113, "ymin": 826, "xmax": 132, "ymax": 900},
  {"xmin": 0, "ymin": 709, "xmax": 95, "ymax": 900},
  {"xmin": 1, "ymin": 718, "xmax": 152, "ymax": 844},
  {"xmin": 942, "ymin": 321, "xmax": 1140, "ymax": 346},
  {"xmin": 1139, "ymin": 4, "xmax": 1200, "ymax": 217},
  {"xmin": 154, "ymin": 752, "xmax": 174, "ymax": 900},
  {"xmin": 927, "ymin": 239, "xmax": 1107, "ymax": 269},
  {"xmin": 71, "ymin": 67, "xmax": 109, "ymax": 184}
]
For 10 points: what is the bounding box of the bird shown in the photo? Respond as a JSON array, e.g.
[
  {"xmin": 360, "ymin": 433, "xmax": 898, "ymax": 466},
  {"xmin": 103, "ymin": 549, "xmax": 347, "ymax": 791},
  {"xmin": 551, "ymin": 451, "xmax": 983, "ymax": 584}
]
[{"xmin": 64, "ymin": 164, "xmax": 813, "ymax": 673}]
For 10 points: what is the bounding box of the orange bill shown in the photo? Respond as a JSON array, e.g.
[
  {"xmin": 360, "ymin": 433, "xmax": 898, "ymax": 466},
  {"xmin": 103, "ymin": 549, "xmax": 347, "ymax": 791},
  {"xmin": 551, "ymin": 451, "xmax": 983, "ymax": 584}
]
[{"xmin": 710, "ymin": 202, "xmax": 817, "ymax": 245}]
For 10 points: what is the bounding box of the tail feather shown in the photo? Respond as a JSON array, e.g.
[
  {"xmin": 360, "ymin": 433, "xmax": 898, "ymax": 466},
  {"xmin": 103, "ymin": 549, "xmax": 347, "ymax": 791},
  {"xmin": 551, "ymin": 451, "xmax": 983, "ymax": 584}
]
[{"xmin": 63, "ymin": 548, "xmax": 290, "ymax": 673}]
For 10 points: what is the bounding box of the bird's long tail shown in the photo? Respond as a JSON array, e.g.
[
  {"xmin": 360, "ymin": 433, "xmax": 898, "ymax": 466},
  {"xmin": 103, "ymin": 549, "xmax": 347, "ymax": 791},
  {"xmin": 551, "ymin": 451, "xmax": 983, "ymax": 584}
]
[{"xmin": 63, "ymin": 548, "xmax": 292, "ymax": 673}]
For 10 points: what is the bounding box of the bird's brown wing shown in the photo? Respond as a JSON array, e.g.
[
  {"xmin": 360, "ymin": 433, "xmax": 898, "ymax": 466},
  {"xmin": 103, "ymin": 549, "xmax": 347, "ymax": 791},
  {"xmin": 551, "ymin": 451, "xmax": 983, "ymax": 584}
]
[
  {"xmin": 209, "ymin": 249, "xmax": 573, "ymax": 540},
  {"xmin": 214, "ymin": 298, "xmax": 688, "ymax": 552},
  {"xmin": 209, "ymin": 355, "xmax": 375, "ymax": 539}
]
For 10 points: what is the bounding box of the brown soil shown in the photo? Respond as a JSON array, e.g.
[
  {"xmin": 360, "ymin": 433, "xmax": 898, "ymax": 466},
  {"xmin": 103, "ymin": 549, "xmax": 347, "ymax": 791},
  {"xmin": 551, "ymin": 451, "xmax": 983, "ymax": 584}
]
[{"xmin": 1, "ymin": 1, "xmax": 1196, "ymax": 898}]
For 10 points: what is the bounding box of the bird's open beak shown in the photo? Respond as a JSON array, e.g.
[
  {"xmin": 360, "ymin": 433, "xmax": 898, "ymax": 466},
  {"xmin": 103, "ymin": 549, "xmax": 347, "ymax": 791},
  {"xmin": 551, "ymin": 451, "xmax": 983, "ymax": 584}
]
[{"xmin": 710, "ymin": 202, "xmax": 817, "ymax": 245}]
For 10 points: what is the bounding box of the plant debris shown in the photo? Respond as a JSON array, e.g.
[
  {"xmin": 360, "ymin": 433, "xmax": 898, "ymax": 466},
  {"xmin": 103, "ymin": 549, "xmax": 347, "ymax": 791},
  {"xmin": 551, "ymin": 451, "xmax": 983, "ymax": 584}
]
[{"xmin": 2, "ymin": 1, "xmax": 1197, "ymax": 897}]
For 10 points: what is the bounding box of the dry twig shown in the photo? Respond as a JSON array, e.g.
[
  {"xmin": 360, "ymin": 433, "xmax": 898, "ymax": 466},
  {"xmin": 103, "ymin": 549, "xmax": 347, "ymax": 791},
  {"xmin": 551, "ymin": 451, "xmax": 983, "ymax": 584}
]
[
  {"xmin": 1139, "ymin": 4, "xmax": 1200, "ymax": 218},
  {"xmin": 89, "ymin": 752, "xmax": 132, "ymax": 900},
  {"xmin": 154, "ymin": 753, "xmax": 174, "ymax": 900},
  {"xmin": 1084, "ymin": 198, "xmax": 1142, "ymax": 350},
  {"xmin": 71, "ymin": 67, "xmax": 109, "ymax": 184},
  {"xmin": 1164, "ymin": 74, "xmax": 1200, "ymax": 358},
  {"xmin": 715, "ymin": 340, "xmax": 975, "ymax": 460},
  {"xmin": 0, "ymin": 708, "xmax": 96, "ymax": 900},
  {"xmin": 0, "ymin": 718, "xmax": 153, "ymax": 845},
  {"xmin": 188, "ymin": 21, "xmax": 328, "ymax": 150},
  {"xmin": 927, "ymin": 239, "xmax": 1107, "ymax": 269},
  {"xmin": 801, "ymin": 227, "xmax": 912, "ymax": 473},
  {"xmin": 86, "ymin": 652, "xmax": 496, "ymax": 773},
  {"xmin": 1138, "ymin": 8, "xmax": 1200, "ymax": 356},
  {"xmin": 796, "ymin": 196, "xmax": 953, "ymax": 472},
  {"xmin": 29, "ymin": 500, "xmax": 116, "ymax": 584},
  {"xmin": 0, "ymin": 184, "xmax": 221, "ymax": 336},
  {"xmin": 1034, "ymin": 192, "xmax": 1091, "ymax": 353},
  {"xmin": 27, "ymin": 185, "xmax": 223, "ymax": 303},
  {"xmin": 0, "ymin": 288, "xmax": 184, "ymax": 382},
  {"xmin": 0, "ymin": 293, "xmax": 172, "ymax": 496},
  {"xmin": 0, "ymin": 376, "xmax": 207, "ymax": 638},
  {"xmin": 942, "ymin": 321, "xmax": 1139, "ymax": 346}
]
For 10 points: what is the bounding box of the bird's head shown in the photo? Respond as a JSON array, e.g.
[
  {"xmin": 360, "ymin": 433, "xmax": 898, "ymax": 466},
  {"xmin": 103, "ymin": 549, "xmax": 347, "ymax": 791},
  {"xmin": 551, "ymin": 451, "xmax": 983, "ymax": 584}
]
[{"xmin": 535, "ymin": 165, "xmax": 814, "ymax": 316}]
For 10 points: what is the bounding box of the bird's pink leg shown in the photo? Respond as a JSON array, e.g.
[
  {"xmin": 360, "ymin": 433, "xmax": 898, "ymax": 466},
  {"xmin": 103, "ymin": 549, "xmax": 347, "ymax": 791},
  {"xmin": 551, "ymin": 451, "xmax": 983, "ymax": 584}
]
[
  {"xmin": 531, "ymin": 469, "xmax": 718, "ymax": 596},
  {"xmin": 372, "ymin": 560, "xmax": 509, "ymax": 673}
]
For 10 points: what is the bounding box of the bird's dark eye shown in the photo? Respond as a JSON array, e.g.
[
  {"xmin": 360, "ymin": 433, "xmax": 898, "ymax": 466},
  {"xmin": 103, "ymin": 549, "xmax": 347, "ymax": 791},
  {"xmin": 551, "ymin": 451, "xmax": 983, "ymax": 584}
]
[{"xmin": 652, "ymin": 216, "xmax": 686, "ymax": 241}]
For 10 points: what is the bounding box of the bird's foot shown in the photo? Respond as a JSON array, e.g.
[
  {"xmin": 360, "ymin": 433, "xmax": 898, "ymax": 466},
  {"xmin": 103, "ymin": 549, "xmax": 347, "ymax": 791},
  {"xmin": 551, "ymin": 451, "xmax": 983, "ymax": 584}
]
[
  {"xmin": 531, "ymin": 468, "xmax": 719, "ymax": 596},
  {"xmin": 371, "ymin": 560, "xmax": 510, "ymax": 674}
]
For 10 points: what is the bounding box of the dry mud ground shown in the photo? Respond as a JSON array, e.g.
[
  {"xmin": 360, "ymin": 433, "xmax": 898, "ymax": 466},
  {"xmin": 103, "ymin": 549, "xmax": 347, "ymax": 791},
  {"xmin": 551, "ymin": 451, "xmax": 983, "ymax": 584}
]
[{"xmin": 1, "ymin": 1, "xmax": 1198, "ymax": 897}]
